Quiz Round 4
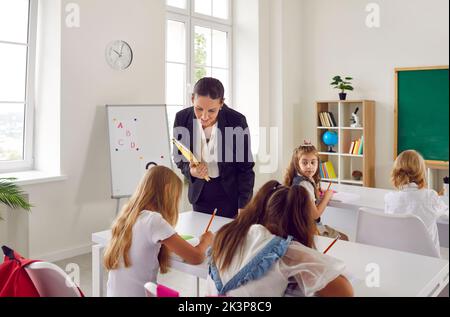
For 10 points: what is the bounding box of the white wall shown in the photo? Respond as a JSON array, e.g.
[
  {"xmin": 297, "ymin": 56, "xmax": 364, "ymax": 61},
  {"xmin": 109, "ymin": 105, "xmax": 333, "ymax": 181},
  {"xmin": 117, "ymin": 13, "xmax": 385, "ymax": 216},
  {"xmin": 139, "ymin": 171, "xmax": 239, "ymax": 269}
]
[
  {"xmin": 243, "ymin": 0, "xmax": 448, "ymax": 190},
  {"xmin": 23, "ymin": 0, "xmax": 166, "ymax": 259},
  {"xmin": 298, "ymin": 0, "xmax": 449, "ymax": 189}
]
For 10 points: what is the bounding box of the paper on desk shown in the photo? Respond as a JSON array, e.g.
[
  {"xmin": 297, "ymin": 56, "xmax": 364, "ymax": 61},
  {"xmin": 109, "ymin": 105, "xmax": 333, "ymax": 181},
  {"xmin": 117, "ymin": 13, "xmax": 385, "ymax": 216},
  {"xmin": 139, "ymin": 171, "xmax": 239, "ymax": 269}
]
[{"xmin": 331, "ymin": 192, "xmax": 360, "ymax": 203}]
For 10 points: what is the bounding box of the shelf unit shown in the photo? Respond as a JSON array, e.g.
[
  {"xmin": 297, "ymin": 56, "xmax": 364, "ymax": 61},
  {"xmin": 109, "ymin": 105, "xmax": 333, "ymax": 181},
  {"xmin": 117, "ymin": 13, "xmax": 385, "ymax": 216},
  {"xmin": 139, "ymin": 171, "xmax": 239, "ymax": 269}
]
[{"xmin": 316, "ymin": 100, "xmax": 376, "ymax": 187}]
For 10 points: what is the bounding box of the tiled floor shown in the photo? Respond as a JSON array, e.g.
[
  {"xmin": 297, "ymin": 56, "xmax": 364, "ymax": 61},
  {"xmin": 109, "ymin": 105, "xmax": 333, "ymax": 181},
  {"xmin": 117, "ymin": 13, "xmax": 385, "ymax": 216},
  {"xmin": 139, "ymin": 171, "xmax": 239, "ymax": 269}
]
[{"xmin": 53, "ymin": 253, "xmax": 207, "ymax": 297}]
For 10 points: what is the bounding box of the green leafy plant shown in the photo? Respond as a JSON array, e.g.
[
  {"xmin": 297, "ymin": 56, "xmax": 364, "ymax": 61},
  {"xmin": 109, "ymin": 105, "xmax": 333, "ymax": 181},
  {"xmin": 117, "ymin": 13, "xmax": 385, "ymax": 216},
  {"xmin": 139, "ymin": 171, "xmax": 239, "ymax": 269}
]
[
  {"xmin": 331, "ymin": 76, "xmax": 354, "ymax": 93},
  {"xmin": 0, "ymin": 178, "xmax": 32, "ymax": 221}
]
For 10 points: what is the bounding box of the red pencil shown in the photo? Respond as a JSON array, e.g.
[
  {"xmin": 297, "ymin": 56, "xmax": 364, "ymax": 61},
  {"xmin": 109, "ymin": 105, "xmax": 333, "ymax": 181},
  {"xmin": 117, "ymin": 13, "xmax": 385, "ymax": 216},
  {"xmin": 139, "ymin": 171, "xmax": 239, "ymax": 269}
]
[
  {"xmin": 204, "ymin": 209, "xmax": 217, "ymax": 233},
  {"xmin": 323, "ymin": 235, "xmax": 340, "ymax": 254}
]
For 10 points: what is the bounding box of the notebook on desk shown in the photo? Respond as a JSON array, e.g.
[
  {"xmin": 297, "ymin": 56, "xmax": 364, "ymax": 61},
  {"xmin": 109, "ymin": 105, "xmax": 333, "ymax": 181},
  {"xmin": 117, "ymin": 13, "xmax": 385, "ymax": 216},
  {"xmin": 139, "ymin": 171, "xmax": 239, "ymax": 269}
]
[{"xmin": 331, "ymin": 192, "xmax": 360, "ymax": 203}]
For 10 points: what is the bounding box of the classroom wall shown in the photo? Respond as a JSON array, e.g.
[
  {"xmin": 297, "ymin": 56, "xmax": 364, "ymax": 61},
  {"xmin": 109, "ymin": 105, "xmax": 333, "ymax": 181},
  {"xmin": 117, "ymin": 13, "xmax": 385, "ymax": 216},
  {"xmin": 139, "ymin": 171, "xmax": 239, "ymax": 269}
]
[
  {"xmin": 255, "ymin": 0, "xmax": 303, "ymax": 184},
  {"xmin": 14, "ymin": 0, "xmax": 449, "ymax": 259},
  {"xmin": 297, "ymin": 0, "xmax": 449, "ymax": 189},
  {"xmin": 23, "ymin": 0, "xmax": 166, "ymax": 259}
]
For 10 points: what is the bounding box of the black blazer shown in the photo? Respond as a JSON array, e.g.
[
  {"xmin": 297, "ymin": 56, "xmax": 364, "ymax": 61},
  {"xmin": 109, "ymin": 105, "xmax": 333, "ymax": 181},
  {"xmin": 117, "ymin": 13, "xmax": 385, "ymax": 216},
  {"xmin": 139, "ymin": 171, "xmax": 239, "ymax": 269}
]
[{"xmin": 173, "ymin": 105, "xmax": 255, "ymax": 209}]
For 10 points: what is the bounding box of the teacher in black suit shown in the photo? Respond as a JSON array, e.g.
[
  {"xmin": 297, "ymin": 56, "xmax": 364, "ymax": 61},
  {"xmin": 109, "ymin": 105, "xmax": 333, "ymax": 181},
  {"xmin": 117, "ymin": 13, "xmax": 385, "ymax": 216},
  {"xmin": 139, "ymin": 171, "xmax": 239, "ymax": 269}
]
[{"xmin": 173, "ymin": 78, "xmax": 255, "ymax": 219}]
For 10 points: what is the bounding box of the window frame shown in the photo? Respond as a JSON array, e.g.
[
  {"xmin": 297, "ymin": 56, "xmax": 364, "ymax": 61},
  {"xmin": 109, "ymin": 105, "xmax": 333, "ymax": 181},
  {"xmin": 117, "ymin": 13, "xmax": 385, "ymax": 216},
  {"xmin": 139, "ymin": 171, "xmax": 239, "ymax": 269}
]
[
  {"xmin": 166, "ymin": 0, "xmax": 233, "ymax": 108},
  {"xmin": 0, "ymin": 0, "xmax": 37, "ymax": 173},
  {"xmin": 190, "ymin": 17, "xmax": 232, "ymax": 103}
]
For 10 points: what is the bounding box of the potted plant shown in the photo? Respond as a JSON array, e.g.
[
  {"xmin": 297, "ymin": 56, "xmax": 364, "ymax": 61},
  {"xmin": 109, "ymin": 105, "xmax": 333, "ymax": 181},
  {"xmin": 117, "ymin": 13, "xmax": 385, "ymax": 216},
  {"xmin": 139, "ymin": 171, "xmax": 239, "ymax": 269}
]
[
  {"xmin": 352, "ymin": 171, "xmax": 363, "ymax": 181},
  {"xmin": 331, "ymin": 76, "xmax": 354, "ymax": 100},
  {"xmin": 0, "ymin": 178, "xmax": 32, "ymax": 221}
]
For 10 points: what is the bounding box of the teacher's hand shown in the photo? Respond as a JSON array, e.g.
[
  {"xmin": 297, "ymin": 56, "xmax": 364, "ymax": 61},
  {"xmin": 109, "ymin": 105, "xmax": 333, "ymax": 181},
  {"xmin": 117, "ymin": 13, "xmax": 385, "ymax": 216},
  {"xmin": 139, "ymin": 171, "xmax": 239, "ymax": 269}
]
[{"xmin": 190, "ymin": 162, "xmax": 209, "ymax": 180}]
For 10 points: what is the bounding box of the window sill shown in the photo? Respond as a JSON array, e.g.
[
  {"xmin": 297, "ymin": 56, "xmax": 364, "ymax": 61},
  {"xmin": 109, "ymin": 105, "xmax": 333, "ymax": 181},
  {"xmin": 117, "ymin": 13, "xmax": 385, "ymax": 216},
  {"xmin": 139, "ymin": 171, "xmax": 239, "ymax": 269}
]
[{"xmin": 0, "ymin": 170, "xmax": 67, "ymax": 186}]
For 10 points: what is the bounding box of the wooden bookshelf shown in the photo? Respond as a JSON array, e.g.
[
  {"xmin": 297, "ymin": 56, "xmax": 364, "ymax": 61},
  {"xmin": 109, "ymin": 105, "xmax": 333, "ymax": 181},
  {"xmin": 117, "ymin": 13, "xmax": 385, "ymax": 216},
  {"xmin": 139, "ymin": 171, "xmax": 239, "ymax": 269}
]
[{"xmin": 316, "ymin": 100, "xmax": 376, "ymax": 187}]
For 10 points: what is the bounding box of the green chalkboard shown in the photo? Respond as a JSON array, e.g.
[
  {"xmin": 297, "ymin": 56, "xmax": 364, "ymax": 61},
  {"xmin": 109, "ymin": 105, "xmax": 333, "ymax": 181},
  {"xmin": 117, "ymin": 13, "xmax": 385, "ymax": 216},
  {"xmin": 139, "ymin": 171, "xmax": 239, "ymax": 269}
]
[{"xmin": 396, "ymin": 67, "xmax": 449, "ymax": 162}]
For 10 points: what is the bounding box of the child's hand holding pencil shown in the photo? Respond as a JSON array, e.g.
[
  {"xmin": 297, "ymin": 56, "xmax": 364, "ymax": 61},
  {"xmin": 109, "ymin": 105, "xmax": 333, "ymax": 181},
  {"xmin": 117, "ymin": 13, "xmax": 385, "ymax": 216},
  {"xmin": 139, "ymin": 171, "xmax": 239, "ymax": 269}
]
[{"xmin": 199, "ymin": 209, "xmax": 216, "ymax": 247}]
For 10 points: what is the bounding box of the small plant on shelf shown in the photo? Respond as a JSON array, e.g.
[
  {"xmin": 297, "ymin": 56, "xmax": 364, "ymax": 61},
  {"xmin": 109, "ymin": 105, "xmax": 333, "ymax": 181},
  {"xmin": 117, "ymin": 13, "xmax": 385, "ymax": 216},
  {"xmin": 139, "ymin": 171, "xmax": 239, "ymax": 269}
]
[{"xmin": 331, "ymin": 76, "xmax": 354, "ymax": 101}]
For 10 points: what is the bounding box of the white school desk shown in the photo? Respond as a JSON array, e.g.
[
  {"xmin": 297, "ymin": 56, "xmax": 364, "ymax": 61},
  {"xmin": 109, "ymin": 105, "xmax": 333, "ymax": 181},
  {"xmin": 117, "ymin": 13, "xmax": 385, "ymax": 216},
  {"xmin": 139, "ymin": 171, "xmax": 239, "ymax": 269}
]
[
  {"xmin": 91, "ymin": 211, "xmax": 449, "ymax": 297},
  {"xmin": 320, "ymin": 183, "xmax": 449, "ymax": 246}
]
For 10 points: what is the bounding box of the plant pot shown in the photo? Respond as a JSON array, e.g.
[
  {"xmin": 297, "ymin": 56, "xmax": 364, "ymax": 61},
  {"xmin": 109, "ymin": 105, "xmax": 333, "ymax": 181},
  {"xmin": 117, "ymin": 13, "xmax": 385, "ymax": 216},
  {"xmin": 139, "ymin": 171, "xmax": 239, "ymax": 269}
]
[{"xmin": 339, "ymin": 93, "xmax": 347, "ymax": 101}]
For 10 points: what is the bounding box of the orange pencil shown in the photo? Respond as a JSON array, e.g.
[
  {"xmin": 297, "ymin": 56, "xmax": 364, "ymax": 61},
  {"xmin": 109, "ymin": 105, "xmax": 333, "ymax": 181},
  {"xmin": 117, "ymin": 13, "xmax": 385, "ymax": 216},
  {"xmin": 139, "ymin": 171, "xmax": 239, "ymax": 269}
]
[
  {"xmin": 320, "ymin": 182, "xmax": 333, "ymax": 199},
  {"xmin": 323, "ymin": 235, "xmax": 340, "ymax": 254},
  {"xmin": 205, "ymin": 209, "xmax": 217, "ymax": 233}
]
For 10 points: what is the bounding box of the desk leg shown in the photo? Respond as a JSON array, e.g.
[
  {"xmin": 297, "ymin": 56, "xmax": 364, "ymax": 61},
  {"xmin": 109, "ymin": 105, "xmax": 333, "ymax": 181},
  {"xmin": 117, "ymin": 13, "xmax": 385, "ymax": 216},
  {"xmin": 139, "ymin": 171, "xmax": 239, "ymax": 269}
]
[
  {"xmin": 196, "ymin": 277, "xmax": 200, "ymax": 297},
  {"xmin": 92, "ymin": 244, "xmax": 105, "ymax": 297}
]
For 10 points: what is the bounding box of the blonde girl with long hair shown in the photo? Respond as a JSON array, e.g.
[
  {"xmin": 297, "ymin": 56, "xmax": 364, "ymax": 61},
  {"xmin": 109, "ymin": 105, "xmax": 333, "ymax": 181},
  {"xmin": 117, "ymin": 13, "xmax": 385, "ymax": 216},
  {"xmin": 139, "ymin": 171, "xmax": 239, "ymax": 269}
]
[
  {"xmin": 104, "ymin": 166, "xmax": 213, "ymax": 297},
  {"xmin": 385, "ymin": 150, "xmax": 448, "ymax": 257}
]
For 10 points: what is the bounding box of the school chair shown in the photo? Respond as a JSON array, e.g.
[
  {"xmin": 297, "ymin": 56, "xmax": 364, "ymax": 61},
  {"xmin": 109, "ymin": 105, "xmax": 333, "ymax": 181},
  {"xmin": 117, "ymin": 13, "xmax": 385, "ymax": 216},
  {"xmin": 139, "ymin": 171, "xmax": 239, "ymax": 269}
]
[
  {"xmin": 356, "ymin": 207, "xmax": 440, "ymax": 258},
  {"xmin": 144, "ymin": 282, "xmax": 180, "ymax": 297},
  {"xmin": 25, "ymin": 262, "xmax": 83, "ymax": 297}
]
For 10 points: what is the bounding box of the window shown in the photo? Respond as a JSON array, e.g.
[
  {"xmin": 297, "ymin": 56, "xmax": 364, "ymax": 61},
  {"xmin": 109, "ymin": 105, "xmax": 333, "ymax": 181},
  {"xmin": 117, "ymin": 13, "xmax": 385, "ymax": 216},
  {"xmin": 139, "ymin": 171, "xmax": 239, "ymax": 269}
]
[
  {"xmin": 166, "ymin": 0, "xmax": 232, "ymax": 129},
  {"xmin": 0, "ymin": 0, "xmax": 37, "ymax": 172}
]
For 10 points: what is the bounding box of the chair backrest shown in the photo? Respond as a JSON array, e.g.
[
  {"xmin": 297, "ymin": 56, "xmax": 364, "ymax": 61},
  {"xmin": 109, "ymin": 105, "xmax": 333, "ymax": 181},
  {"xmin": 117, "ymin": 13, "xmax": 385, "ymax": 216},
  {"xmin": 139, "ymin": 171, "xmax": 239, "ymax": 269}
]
[
  {"xmin": 144, "ymin": 282, "xmax": 157, "ymax": 297},
  {"xmin": 356, "ymin": 207, "xmax": 440, "ymax": 258},
  {"xmin": 144, "ymin": 282, "xmax": 179, "ymax": 297},
  {"xmin": 25, "ymin": 262, "xmax": 83, "ymax": 297}
]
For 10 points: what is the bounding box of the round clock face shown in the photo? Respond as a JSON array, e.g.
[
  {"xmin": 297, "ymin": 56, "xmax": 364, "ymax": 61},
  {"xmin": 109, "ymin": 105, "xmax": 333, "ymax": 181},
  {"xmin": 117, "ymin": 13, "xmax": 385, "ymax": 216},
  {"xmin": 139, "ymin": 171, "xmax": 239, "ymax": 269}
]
[{"xmin": 105, "ymin": 40, "xmax": 133, "ymax": 70}]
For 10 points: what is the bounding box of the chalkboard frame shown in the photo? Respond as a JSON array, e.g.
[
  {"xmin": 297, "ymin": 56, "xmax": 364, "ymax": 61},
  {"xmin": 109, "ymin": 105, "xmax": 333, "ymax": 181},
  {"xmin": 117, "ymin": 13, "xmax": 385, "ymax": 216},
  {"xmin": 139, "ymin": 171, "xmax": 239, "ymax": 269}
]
[{"xmin": 394, "ymin": 66, "xmax": 449, "ymax": 170}]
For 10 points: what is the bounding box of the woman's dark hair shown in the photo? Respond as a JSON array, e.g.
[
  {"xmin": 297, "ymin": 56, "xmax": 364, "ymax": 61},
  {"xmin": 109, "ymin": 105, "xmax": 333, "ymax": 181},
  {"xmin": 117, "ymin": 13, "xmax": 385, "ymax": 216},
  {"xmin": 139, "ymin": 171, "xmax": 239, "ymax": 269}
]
[
  {"xmin": 210, "ymin": 181, "xmax": 316, "ymax": 272},
  {"xmin": 193, "ymin": 77, "xmax": 225, "ymax": 101}
]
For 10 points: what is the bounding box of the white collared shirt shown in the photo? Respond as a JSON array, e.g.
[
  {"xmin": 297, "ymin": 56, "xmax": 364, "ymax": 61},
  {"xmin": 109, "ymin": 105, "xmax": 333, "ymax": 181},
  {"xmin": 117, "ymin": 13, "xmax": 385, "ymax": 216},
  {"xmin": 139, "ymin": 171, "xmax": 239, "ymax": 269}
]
[
  {"xmin": 193, "ymin": 120, "xmax": 220, "ymax": 179},
  {"xmin": 384, "ymin": 183, "xmax": 449, "ymax": 257}
]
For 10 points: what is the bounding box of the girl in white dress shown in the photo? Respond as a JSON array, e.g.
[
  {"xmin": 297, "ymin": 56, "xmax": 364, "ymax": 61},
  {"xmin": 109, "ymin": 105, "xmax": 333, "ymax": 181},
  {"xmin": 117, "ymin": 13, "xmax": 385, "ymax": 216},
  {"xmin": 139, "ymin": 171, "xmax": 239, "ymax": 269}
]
[
  {"xmin": 385, "ymin": 150, "xmax": 449, "ymax": 257},
  {"xmin": 104, "ymin": 166, "xmax": 213, "ymax": 297},
  {"xmin": 206, "ymin": 180, "xmax": 353, "ymax": 297}
]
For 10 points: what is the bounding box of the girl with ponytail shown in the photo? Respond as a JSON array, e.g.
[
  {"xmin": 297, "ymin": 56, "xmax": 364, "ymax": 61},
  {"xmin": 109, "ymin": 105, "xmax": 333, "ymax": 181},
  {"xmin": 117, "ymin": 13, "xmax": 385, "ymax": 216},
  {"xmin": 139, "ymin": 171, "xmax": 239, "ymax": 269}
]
[{"xmin": 206, "ymin": 181, "xmax": 353, "ymax": 297}]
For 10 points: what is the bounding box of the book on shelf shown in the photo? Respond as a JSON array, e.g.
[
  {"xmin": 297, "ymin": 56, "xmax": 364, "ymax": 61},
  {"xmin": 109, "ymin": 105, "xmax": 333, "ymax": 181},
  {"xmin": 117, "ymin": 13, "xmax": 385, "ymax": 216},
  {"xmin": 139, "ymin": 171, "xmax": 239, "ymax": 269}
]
[
  {"xmin": 319, "ymin": 112, "xmax": 326, "ymax": 127},
  {"xmin": 348, "ymin": 137, "xmax": 364, "ymax": 155},
  {"xmin": 323, "ymin": 112, "xmax": 331, "ymax": 127},
  {"xmin": 328, "ymin": 112, "xmax": 338, "ymax": 127},
  {"xmin": 325, "ymin": 161, "xmax": 337, "ymax": 179},
  {"xmin": 320, "ymin": 161, "xmax": 337, "ymax": 179},
  {"xmin": 349, "ymin": 141, "xmax": 355, "ymax": 154},
  {"xmin": 358, "ymin": 136, "xmax": 364, "ymax": 155},
  {"xmin": 353, "ymin": 140, "xmax": 360, "ymax": 155}
]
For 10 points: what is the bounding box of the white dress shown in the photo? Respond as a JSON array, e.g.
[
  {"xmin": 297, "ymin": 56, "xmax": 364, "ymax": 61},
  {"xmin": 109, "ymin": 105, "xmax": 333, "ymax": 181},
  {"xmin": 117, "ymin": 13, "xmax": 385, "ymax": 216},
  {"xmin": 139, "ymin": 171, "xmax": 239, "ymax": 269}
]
[
  {"xmin": 385, "ymin": 183, "xmax": 449, "ymax": 257},
  {"xmin": 206, "ymin": 225, "xmax": 346, "ymax": 297},
  {"xmin": 107, "ymin": 211, "xmax": 176, "ymax": 297}
]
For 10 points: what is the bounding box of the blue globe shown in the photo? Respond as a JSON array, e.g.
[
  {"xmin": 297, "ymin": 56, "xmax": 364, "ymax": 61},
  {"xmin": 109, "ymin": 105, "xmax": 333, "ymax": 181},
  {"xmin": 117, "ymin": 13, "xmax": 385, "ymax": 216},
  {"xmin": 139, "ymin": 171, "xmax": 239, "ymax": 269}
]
[{"xmin": 322, "ymin": 131, "xmax": 338, "ymax": 146}]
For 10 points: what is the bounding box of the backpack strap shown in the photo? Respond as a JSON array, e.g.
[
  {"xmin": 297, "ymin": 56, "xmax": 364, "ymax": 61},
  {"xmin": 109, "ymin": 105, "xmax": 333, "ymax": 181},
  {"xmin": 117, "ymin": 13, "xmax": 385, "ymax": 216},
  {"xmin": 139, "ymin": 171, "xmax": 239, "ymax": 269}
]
[{"xmin": 2, "ymin": 246, "xmax": 40, "ymax": 267}]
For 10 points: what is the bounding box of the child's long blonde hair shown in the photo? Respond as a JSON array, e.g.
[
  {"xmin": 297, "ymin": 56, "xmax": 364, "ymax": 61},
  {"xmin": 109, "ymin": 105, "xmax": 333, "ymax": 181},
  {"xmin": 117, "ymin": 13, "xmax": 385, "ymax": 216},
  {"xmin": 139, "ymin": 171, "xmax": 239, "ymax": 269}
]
[
  {"xmin": 284, "ymin": 144, "xmax": 321, "ymax": 187},
  {"xmin": 104, "ymin": 166, "xmax": 182, "ymax": 274},
  {"xmin": 391, "ymin": 150, "xmax": 427, "ymax": 189}
]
